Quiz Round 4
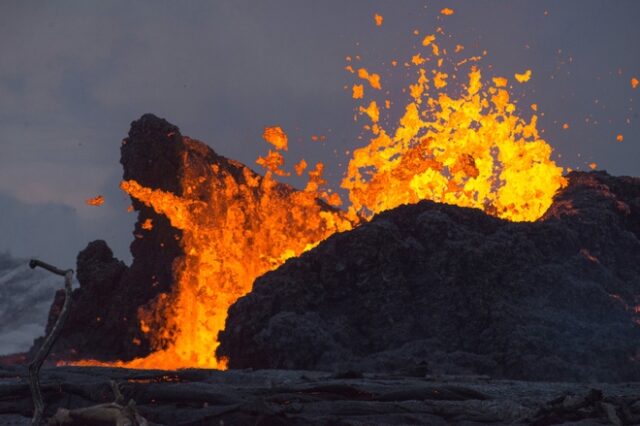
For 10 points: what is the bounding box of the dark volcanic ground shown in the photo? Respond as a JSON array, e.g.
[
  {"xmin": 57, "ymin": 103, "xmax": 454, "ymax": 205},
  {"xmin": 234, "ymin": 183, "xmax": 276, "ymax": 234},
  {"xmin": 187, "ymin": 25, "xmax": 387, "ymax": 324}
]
[{"xmin": 2, "ymin": 365, "xmax": 640, "ymax": 425}]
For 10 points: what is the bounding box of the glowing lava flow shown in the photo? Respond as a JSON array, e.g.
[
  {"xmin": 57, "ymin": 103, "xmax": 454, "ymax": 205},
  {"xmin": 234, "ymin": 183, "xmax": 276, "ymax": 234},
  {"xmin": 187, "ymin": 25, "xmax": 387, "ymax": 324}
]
[
  {"xmin": 72, "ymin": 135, "xmax": 353, "ymax": 369},
  {"xmin": 72, "ymin": 15, "xmax": 566, "ymax": 370}
]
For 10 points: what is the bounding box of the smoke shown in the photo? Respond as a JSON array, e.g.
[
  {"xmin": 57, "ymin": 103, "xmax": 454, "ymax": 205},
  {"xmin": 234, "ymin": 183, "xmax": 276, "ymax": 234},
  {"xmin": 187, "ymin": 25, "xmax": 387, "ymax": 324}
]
[
  {"xmin": 0, "ymin": 189, "xmax": 133, "ymax": 267},
  {"xmin": 0, "ymin": 194, "xmax": 84, "ymax": 266},
  {"xmin": 0, "ymin": 252, "xmax": 62, "ymax": 355}
]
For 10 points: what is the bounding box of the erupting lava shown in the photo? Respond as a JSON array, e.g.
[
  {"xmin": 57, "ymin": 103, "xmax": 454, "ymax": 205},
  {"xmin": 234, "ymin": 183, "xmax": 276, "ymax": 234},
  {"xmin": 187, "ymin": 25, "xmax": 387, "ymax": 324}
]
[
  {"xmin": 81, "ymin": 135, "xmax": 354, "ymax": 370},
  {"xmin": 74, "ymin": 13, "xmax": 565, "ymax": 369},
  {"xmin": 343, "ymin": 63, "xmax": 565, "ymax": 222}
]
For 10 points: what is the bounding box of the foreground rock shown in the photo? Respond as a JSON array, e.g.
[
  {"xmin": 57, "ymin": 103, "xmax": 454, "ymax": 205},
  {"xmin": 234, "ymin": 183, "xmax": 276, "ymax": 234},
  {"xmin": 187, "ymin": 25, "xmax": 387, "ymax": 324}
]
[
  {"xmin": 2, "ymin": 366, "xmax": 640, "ymax": 425},
  {"xmin": 218, "ymin": 171, "xmax": 640, "ymax": 382}
]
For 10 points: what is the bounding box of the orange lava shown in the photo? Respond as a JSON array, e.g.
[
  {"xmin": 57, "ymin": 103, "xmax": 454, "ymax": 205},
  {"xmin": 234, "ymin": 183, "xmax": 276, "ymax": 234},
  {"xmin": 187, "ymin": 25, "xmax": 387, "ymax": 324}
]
[
  {"xmin": 352, "ymin": 84, "xmax": 364, "ymax": 99},
  {"xmin": 72, "ymin": 134, "xmax": 355, "ymax": 369},
  {"xmin": 358, "ymin": 68, "xmax": 382, "ymax": 90},
  {"xmin": 71, "ymin": 12, "xmax": 566, "ymax": 370},
  {"xmin": 514, "ymin": 69, "xmax": 532, "ymax": 83},
  {"xmin": 85, "ymin": 195, "xmax": 105, "ymax": 206},
  {"xmin": 344, "ymin": 32, "xmax": 565, "ymax": 222}
]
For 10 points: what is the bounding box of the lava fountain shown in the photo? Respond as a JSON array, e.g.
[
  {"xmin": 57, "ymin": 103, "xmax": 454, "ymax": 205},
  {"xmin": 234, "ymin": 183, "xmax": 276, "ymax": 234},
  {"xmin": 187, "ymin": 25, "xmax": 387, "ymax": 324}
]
[{"xmin": 73, "ymin": 10, "xmax": 565, "ymax": 369}]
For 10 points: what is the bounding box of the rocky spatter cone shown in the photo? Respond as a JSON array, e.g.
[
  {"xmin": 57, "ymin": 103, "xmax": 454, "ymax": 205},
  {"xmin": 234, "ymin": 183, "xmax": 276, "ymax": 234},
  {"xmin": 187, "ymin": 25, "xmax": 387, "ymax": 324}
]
[
  {"xmin": 29, "ymin": 115, "xmax": 185, "ymax": 361},
  {"xmin": 218, "ymin": 171, "xmax": 640, "ymax": 382},
  {"xmin": 32, "ymin": 113, "xmax": 321, "ymax": 362}
]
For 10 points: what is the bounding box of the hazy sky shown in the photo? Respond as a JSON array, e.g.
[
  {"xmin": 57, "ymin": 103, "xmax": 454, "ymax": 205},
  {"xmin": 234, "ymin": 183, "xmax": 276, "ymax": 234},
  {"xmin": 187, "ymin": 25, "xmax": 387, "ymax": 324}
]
[{"xmin": 1, "ymin": 0, "xmax": 638, "ymax": 267}]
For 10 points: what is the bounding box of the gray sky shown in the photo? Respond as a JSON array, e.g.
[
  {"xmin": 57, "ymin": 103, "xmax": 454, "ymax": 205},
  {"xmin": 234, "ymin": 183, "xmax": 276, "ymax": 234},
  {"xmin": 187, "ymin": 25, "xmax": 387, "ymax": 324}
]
[{"xmin": 1, "ymin": 0, "xmax": 638, "ymax": 267}]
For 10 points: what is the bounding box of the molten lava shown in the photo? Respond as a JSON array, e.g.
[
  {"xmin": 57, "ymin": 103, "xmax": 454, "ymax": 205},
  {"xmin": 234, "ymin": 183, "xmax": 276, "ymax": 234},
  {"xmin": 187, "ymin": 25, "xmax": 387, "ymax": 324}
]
[
  {"xmin": 73, "ymin": 14, "xmax": 566, "ymax": 370},
  {"xmin": 79, "ymin": 135, "xmax": 353, "ymax": 369},
  {"xmin": 343, "ymin": 61, "xmax": 565, "ymax": 222},
  {"xmin": 85, "ymin": 195, "xmax": 105, "ymax": 206}
]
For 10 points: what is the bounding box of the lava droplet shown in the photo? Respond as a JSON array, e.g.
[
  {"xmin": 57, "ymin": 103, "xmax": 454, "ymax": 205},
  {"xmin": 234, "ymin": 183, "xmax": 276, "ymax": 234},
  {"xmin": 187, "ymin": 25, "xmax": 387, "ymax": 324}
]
[
  {"xmin": 514, "ymin": 69, "xmax": 532, "ymax": 83},
  {"xmin": 85, "ymin": 195, "xmax": 104, "ymax": 206}
]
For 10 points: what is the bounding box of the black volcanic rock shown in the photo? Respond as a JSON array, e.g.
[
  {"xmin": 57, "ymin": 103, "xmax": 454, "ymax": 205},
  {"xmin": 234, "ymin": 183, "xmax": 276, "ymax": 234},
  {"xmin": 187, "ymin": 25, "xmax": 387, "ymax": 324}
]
[
  {"xmin": 31, "ymin": 240, "xmax": 133, "ymax": 360},
  {"xmin": 75, "ymin": 240, "xmax": 127, "ymax": 296},
  {"xmin": 218, "ymin": 171, "xmax": 640, "ymax": 382},
  {"xmin": 31, "ymin": 114, "xmax": 189, "ymax": 361}
]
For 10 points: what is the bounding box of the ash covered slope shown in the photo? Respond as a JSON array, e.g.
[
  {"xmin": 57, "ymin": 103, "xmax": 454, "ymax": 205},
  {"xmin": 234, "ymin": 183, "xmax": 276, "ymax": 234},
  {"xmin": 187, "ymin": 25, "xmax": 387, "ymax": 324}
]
[{"xmin": 218, "ymin": 171, "xmax": 640, "ymax": 382}]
